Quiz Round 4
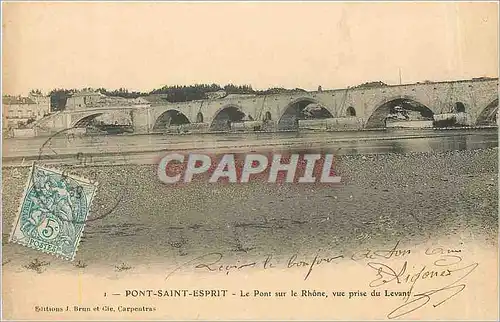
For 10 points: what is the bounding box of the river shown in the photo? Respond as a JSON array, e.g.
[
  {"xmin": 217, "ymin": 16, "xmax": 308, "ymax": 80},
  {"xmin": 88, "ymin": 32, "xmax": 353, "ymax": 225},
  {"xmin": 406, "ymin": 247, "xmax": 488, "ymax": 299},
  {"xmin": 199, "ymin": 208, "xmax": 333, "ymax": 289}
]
[{"xmin": 2, "ymin": 128, "xmax": 498, "ymax": 166}]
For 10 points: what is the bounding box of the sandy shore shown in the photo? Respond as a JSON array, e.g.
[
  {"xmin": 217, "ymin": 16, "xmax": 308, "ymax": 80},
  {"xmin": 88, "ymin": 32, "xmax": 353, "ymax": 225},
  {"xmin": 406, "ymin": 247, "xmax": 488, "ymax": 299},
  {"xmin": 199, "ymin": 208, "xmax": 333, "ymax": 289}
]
[
  {"xmin": 2, "ymin": 147, "xmax": 497, "ymax": 269},
  {"xmin": 2, "ymin": 147, "xmax": 498, "ymax": 320}
]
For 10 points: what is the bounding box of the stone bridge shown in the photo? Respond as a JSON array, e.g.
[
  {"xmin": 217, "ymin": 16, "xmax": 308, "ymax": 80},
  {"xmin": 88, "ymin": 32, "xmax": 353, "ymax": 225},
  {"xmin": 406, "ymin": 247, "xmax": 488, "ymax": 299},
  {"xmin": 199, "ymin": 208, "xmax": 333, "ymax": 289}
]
[{"xmin": 35, "ymin": 78, "xmax": 498, "ymax": 134}]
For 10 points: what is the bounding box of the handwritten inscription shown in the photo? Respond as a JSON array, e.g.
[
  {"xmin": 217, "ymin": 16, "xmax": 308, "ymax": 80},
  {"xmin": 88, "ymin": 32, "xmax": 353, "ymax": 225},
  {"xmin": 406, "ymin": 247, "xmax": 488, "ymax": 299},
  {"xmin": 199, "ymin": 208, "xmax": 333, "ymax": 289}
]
[
  {"xmin": 162, "ymin": 242, "xmax": 478, "ymax": 319},
  {"xmin": 351, "ymin": 241, "xmax": 411, "ymax": 261},
  {"xmin": 287, "ymin": 253, "xmax": 344, "ymax": 280},
  {"xmin": 165, "ymin": 250, "xmax": 343, "ymax": 281}
]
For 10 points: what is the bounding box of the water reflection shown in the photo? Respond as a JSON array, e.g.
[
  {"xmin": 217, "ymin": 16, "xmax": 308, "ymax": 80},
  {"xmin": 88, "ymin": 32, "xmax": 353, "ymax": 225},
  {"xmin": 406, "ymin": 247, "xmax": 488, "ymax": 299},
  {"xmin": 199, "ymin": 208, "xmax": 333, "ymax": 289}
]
[
  {"xmin": 428, "ymin": 136, "xmax": 466, "ymax": 152},
  {"xmin": 3, "ymin": 129, "xmax": 498, "ymax": 161},
  {"xmin": 389, "ymin": 138, "xmax": 432, "ymax": 154},
  {"xmin": 297, "ymin": 133, "xmax": 497, "ymax": 156}
]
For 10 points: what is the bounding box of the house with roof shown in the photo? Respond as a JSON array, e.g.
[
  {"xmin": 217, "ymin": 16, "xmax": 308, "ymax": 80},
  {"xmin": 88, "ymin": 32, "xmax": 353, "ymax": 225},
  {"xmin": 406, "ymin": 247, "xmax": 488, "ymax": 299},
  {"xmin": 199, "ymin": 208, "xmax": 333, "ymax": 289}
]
[{"xmin": 2, "ymin": 94, "xmax": 50, "ymax": 129}]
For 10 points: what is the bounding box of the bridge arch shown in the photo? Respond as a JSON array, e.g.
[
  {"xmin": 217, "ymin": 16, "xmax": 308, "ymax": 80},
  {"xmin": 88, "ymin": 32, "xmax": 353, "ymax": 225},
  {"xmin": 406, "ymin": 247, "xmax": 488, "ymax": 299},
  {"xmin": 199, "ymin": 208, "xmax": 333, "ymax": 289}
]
[
  {"xmin": 153, "ymin": 109, "xmax": 190, "ymax": 130},
  {"xmin": 209, "ymin": 104, "xmax": 246, "ymax": 131},
  {"xmin": 365, "ymin": 96, "xmax": 434, "ymax": 128},
  {"xmin": 71, "ymin": 110, "xmax": 134, "ymax": 128},
  {"xmin": 277, "ymin": 97, "xmax": 333, "ymax": 131},
  {"xmin": 476, "ymin": 98, "xmax": 499, "ymax": 125},
  {"xmin": 72, "ymin": 113, "xmax": 105, "ymax": 128}
]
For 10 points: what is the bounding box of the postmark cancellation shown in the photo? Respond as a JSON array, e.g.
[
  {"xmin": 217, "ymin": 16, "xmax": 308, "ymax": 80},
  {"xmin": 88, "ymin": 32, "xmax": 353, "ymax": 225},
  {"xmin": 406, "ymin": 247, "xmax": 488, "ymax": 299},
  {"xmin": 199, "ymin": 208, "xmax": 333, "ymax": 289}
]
[{"xmin": 9, "ymin": 163, "xmax": 98, "ymax": 261}]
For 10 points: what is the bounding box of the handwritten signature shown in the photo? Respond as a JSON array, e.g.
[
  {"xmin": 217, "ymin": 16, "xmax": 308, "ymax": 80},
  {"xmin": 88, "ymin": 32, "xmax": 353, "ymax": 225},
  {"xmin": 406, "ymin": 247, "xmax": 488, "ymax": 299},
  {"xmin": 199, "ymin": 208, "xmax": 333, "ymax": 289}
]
[
  {"xmin": 164, "ymin": 241, "xmax": 479, "ymax": 319},
  {"xmin": 165, "ymin": 251, "xmax": 343, "ymax": 281},
  {"xmin": 367, "ymin": 248, "xmax": 478, "ymax": 319}
]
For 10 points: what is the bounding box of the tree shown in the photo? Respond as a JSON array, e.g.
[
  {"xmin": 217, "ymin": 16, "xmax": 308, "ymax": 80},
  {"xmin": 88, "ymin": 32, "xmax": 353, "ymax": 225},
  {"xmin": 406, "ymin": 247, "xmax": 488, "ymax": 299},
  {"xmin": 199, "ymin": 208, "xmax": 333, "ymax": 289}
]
[
  {"xmin": 49, "ymin": 89, "xmax": 74, "ymax": 112},
  {"xmin": 97, "ymin": 87, "xmax": 147, "ymax": 99},
  {"xmin": 29, "ymin": 89, "xmax": 43, "ymax": 96},
  {"xmin": 223, "ymin": 84, "xmax": 254, "ymax": 94}
]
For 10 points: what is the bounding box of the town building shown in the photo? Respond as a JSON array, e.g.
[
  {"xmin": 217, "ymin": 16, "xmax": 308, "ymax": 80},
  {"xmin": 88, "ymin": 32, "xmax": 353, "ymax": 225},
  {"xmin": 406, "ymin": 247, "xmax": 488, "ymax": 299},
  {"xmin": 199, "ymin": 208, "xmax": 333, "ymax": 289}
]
[
  {"xmin": 66, "ymin": 90, "xmax": 152, "ymax": 109},
  {"xmin": 65, "ymin": 90, "xmax": 105, "ymax": 110},
  {"xmin": 2, "ymin": 94, "xmax": 50, "ymax": 129}
]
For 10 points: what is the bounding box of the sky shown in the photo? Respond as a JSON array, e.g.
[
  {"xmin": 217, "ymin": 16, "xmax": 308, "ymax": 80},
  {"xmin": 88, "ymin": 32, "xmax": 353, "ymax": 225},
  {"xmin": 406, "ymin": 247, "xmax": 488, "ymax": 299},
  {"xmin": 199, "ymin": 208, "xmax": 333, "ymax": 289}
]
[{"xmin": 2, "ymin": 1, "xmax": 498, "ymax": 96}]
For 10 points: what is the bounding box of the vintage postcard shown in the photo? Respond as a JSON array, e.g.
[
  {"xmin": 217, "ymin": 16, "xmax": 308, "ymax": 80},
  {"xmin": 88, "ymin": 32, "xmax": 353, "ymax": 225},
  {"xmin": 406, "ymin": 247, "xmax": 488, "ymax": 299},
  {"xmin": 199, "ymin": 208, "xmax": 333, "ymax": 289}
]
[{"xmin": 1, "ymin": 1, "xmax": 498, "ymax": 320}]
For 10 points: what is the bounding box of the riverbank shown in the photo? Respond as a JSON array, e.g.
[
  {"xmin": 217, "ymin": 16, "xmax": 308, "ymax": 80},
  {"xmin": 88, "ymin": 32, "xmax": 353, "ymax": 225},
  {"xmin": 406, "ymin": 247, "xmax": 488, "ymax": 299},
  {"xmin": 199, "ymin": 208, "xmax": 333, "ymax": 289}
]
[
  {"xmin": 2, "ymin": 147, "xmax": 497, "ymax": 270},
  {"xmin": 3, "ymin": 124, "xmax": 498, "ymax": 140}
]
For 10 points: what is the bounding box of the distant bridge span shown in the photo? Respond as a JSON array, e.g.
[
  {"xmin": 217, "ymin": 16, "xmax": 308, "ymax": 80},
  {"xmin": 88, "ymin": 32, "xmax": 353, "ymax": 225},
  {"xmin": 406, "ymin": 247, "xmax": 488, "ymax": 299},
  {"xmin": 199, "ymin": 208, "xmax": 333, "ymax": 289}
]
[{"xmin": 35, "ymin": 78, "xmax": 498, "ymax": 134}]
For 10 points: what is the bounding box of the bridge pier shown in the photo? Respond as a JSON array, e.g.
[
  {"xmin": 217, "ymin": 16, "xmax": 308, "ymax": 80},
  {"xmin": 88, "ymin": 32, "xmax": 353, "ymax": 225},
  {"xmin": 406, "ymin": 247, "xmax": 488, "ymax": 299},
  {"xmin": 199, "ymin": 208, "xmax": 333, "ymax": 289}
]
[
  {"xmin": 161, "ymin": 122, "xmax": 210, "ymax": 134},
  {"xmin": 262, "ymin": 120, "xmax": 277, "ymax": 132},
  {"xmin": 131, "ymin": 108, "xmax": 152, "ymax": 134}
]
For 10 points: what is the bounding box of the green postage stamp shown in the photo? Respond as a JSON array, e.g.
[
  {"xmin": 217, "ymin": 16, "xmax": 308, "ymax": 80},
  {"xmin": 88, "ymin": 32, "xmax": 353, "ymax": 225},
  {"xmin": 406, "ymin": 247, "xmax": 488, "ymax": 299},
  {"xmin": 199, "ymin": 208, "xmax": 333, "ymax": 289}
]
[{"xmin": 9, "ymin": 163, "xmax": 98, "ymax": 261}]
